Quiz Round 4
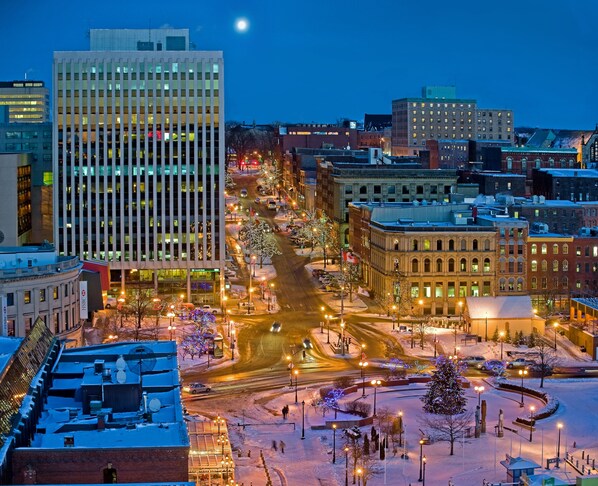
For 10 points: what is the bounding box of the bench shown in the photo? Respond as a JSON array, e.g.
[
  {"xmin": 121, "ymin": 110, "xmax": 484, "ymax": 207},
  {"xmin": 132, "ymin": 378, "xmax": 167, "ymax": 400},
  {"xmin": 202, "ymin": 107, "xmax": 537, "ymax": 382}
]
[{"xmin": 461, "ymin": 334, "xmax": 478, "ymax": 345}]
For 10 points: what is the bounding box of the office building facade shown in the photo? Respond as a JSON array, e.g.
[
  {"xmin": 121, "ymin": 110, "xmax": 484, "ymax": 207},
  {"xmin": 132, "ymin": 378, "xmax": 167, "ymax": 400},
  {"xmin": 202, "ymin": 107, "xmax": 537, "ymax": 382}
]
[
  {"xmin": 0, "ymin": 81, "xmax": 49, "ymax": 124},
  {"xmin": 53, "ymin": 29, "xmax": 225, "ymax": 302}
]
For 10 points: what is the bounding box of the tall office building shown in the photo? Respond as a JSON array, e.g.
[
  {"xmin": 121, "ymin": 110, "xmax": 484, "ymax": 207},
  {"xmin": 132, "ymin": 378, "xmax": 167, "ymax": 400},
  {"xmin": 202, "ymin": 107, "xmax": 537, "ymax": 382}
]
[
  {"xmin": 391, "ymin": 86, "xmax": 513, "ymax": 156},
  {"xmin": 53, "ymin": 29, "xmax": 225, "ymax": 302},
  {"xmin": 0, "ymin": 81, "xmax": 49, "ymax": 123}
]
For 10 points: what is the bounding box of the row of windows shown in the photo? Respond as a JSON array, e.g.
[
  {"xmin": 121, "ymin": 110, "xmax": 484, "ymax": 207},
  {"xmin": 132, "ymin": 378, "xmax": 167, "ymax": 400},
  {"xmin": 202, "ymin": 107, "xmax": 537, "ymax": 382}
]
[
  {"xmin": 346, "ymin": 184, "xmax": 452, "ymax": 196},
  {"xmin": 6, "ymin": 284, "xmax": 75, "ymax": 306},
  {"xmin": 410, "ymin": 258, "xmax": 492, "ymax": 273},
  {"xmin": 410, "ymin": 281, "xmax": 492, "ymax": 298},
  {"xmin": 409, "ymin": 239, "xmax": 491, "ymax": 252},
  {"xmin": 506, "ymin": 157, "xmax": 576, "ymax": 170}
]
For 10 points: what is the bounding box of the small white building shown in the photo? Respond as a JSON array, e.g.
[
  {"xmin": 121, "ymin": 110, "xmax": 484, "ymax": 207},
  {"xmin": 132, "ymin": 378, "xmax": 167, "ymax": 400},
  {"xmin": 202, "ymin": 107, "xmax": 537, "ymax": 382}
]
[{"xmin": 465, "ymin": 296, "xmax": 545, "ymax": 340}]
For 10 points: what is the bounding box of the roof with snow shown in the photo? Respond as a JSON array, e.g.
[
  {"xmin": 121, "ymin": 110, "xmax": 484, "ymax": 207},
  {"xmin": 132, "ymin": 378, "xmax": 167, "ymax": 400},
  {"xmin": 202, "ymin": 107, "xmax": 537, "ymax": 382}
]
[
  {"xmin": 526, "ymin": 128, "xmax": 594, "ymax": 150},
  {"xmin": 0, "ymin": 337, "xmax": 22, "ymax": 375},
  {"xmin": 24, "ymin": 341, "xmax": 188, "ymax": 450},
  {"xmin": 537, "ymin": 168, "xmax": 598, "ymax": 178},
  {"xmin": 499, "ymin": 455, "xmax": 541, "ymax": 470},
  {"xmin": 466, "ymin": 296, "xmax": 535, "ymax": 320}
]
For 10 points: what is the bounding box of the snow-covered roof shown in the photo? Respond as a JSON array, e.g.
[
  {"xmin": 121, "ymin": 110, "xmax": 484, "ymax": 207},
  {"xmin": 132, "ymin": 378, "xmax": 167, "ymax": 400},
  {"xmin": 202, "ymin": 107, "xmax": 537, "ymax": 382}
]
[
  {"xmin": 466, "ymin": 296, "xmax": 535, "ymax": 319},
  {"xmin": 27, "ymin": 341, "xmax": 188, "ymax": 450},
  {"xmin": 0, "ymin": 336, "xmax": 22, "ymax": 375},
  {"xmin": 499, "ymin": 455, "xmax": 541, "ymax": 470}
]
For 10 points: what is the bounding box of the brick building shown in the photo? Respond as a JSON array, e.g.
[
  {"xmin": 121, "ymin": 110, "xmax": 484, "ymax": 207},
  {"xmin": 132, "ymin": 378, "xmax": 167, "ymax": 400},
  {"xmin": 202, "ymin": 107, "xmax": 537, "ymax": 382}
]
[
  {"xmin": 278, "ymin": 124, "xmax": 359, "ymax": 153},
  {"xmin": 510, "ymin": 199, "xmax": 584, "ymax": 235},
  {"xmin": 468, "ymin": 172, "xmax": 527, "ymax": 197},
  {"xmin": 532, "ymin": 168, "xmax": 598, "ymax": 202}
]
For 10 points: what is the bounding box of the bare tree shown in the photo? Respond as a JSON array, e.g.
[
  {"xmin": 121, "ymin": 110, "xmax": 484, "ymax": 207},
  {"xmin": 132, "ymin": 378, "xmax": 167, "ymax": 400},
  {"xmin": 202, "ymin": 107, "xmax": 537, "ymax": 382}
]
[
  {"xmin": 531, "ymin": 331, "xmax": 560, "ymax": 388},
  {"xmin": 419, "ymin": 411, "xmax": 474, "ymax": 455},
  {"xmin": 121, "ymin": 284, "xmax": 157, "ymax": 341}
]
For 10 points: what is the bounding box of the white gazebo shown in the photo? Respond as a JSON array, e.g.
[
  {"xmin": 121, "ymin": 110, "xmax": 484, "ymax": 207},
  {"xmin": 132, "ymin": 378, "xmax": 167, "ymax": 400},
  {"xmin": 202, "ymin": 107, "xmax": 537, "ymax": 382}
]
[{"xmin": 465, "ymin": 296, "xmax": 545, "ymax": 341}]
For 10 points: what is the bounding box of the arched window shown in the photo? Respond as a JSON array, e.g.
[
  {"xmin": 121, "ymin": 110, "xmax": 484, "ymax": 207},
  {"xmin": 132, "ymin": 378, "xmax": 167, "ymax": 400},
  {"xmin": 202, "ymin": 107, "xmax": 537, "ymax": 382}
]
[
  {"xmin": 424, "ymin": 258, "xmax": 431, "ymax": 272},
  {"xmin": 436, "ymin": 240, "xmax": 443, "ymax": 251},
  {"xmin": 563, "ymin": 244, "xmax": 569, "ymax": 254},
  {"xmin": 499, "ymin": 278, "xmax": 506, "ymax": 291},
  {"xmin": 472, "ymin": 239, "xmax": 479, "ymax": 251},
  {"xmin": 449, "ymin": 239, "xmax": 455, "ymax": 251},
  {"xmin": 484, "ymin": 258, "xmax": 491, "ymax": 272},
  {"xmin": 541, "ymin": 244, "xmax": 547, "ymax": 254},
  {"xmin": 423, "ymin": 239, "xmax": 431, "ymax": 251},
  {"xmin": 394, "ymin": 239, "xmax": 399, "ymax": 251},
  {"xmin": 517, "ymin": 278, "xmax": 524, "ymax": 291},
  {"xmin": 412, "ymin": 259, "xmax": 419, "ymax": 272},
  {"xmin": 436, "ymin": 258, "xmax": 443, "ymax": 272},
  {"xmin": 562, "ymin": 276, "xmax": 568, "ymax": 288},
  {"xmin": 460, "ymin": 258, "xmax": 467, "ymax": 272},
  {"xmin": 553, "ymin": 260, "xmax": 559, "ymax": 272},
  {"xmin": 461, "ymin": 240, "xmax": 467, "ymax": 251},
  {"xmin": 359, "ymin": 185, "xmax": 367, "ymax": 194},
  {"xmin": 531, "ymin": 260, "xmax": 538, "ymax": 272},
  {"xmin": 531, "ymin": 277, "xmax": 537, "ymax": 289},
  {"xmin": 508, "ymin": 278, "xmax": 515, "ymax": 291},
  {"xmin": 412, "ymin": 240, "xmax": 418, "ymax": 251},
  {"xmin": 506, "ymin": 157, "xmax": 513, "ymax": 170},
  {"xmin": 541, "ymin": 260, "xmax": 548, "ymax": 272},
  {"xmin": 553, "ymin": 244, "xmax": 559, "ymax": 255},
  {"xmin": 531, "ymin": 244, "xmax": 537, "ymax": 255},
  {"xmin": 472, "ymin": 258, "xmax": 479, "ymax": 272},
  {"xmin": 563, "ymin": 260, "xmax": 569, "ymax": 271},
  {"xmin": 448, "ymin": 258, "xmax": 455, "ymax": 272}
]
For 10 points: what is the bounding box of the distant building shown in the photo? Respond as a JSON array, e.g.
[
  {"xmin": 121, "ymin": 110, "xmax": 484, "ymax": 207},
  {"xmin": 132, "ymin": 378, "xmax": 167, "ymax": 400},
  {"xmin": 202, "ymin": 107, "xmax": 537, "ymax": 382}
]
[
  {"xmin": 363, "ymin": 114, "xmax": 392, "ymax": 132},
  {"xmin": 466, "ymin": 172, "xmax": 526, "ymax": 197},
  {"xmin": 391, "ymin": 86, "xmax": 513, "ymax": 156},
  {"xmin": 532, "ymin": 168, "xmax": 598, "ymax": 202},
  {"xmin": 0, "ymin": 244, "xmax": 82, "ymax": 338},
  {"xmin": 53, "ymin": 28, "xmax": 225, "ymax": 302},
  {"xmin": 0, "ymin": 153, "xmax": 32, "ymax": 246},
  {"xmin": 511, "ymin": 198, "xmax": 584, "ymax": 235},
  {"xmin": 278, "ymin": 124, "xmax": 359, "ymax": 153},
  {"xmin": 426, "ymin": 139, "xmax": 469, "ymax": 169},
  {"xmin": 0, "ymin": 122, "xmax": 53, "ymax": 242},
  {"xmin": 0, "ymin": 81, "xmax": 49, "ymax": 123},
  {"xmin": 582, "ymin": 126, "xmax": 598, "ymax": 168}
]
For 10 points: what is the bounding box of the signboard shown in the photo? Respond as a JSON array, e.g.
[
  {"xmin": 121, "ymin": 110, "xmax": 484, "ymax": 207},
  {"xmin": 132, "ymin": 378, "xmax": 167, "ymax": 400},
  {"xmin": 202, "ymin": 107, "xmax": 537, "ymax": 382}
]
[
  {"xmin": 0, "ymin": 294, "xmax": 7, "ymax": 335},
  {"xmin": 79, "ymin": 281, "xmax": 88, "ymax": 320}
]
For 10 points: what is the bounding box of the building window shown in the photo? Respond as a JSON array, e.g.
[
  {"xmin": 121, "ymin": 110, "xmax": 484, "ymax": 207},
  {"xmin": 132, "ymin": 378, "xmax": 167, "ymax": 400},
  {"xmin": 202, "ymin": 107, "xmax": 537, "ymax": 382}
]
[
  {"xmin": 460, "ymin": 258, "xmax": 467, "ymax": 271},
  {"xmin": 448, "ymin": 258, "xmax": 455, "ymax": 272},
  {"xmin": 410, "ymin": 283, "xmax": 419, "ymax": 298},
  {"xmin": 553, "ymin": 260, "xmax": 559, "ymax": 272},
  {"xmin": 447, "ymin": 282, "xmax": 455, "ymax": 298},
  {"xmin": 470, "ymin": 282, "xmax": 479, "ymax": 297},
  {"xmin": 394, "ymin": 240, "xmax": 399, "ymax": 251},
  {"xmin": 7, "ymin": 293, "xmax": 14, "ymax": 306},
  {"xmin": 483, "ymin": 258, "xmax": 491, "ymax": 272},
  {"xmin": 553, "ymin": 244, "xmax": 559, "ymax": 255},
  {"xmin": 499, "ymin": 279, "xmax": 506, "ymax": 291},
  {"xmin": 541, "ymin": 260, "xmax": 548, "ymax": 272},
  {"xmin": 563, "ymin": 260, "xmax": 569, "ymax": 271},
  {"xmin": 423, "ymin": 239, "xmax": 431, "ymax": 251},
  {"xmin": 472, "ymin": 258, "xmax": 479, "ymax": 272},
  {"xmin": 436, "ymin": 240, "xmax": 443, "ymax": 251},
  {"xmin": 461, "ymin": 240, "xmax": 467, "ymax": 251},
  {"xmin": 541, "ymin": 244, "xmax": 547, "ymax": 255},
  {"xmin": 531, "ymin": 244, "xmax": 537, "ymax": 255},
  {"xmin": 423, "ymin": 283, "xmax": 431, "ymax": 298},
  {"xmin": 531, "ymin": 277, "xmax": 537, "ymax": 289},
  {"xmin": 412, "ymin": 259, "xmax": 419, "ymax": 272},
  {"xmin": 472, "ymin": 239, "xmax": 478, "ymax": 251},
  {"xmin": 531, "ymin": 260, "xmax": 538, "ymax": 272},
  {"xmin": 40, "ymin": 289, "xmax": 46, "ymax": 302},
  {"xmin": 435, "ymin": 283, "xmax": 443, "ymax": 298},
  {"xmin": 449, "ymin": 239, "xmax": 455, "ymax": 251},
  {"xmin": 483, "ymin": 281, "xmax": 491, "ymax": 296},
  {"xmin": 507, "ymin": 157, "xmax": 513, "ymax": 170},
  {"xmin": 459, "ymin": 282, "xmax": 467, "ymax": 297},
  {"xmin": 484, "ymin": 239, "xmax": 490, "ymax": 251},
  {"xmin": 517, "ymin": 278, "xmax": 524, "ymax": 292},
  {"xmin": 436, "ymin": 259, "xmax": 443, "ymax": 272},
  {"xmin": 562, "ymin": 276, "xmax": 568, "ymax": 288},
  {"xmin": 24, "ymin": 291, "xmax": 31, "ymax": 304},
  {"xmin": 424, "ymin": 259, "xmax": 431, "ymax": 273},
  {"xmin": 412, "ymin": 240, "xmax": 418, "ymax": 251},
  {"xmin": 541, "ymin": 277, "xmax": 548, "ymax": 289},
  {"xmin": 53, "ymin": 286, "xmax": 59, "ymax": 299},
  {"xmin": 563, "ymin": 244, "xmax": 568, "ymax": 255}
]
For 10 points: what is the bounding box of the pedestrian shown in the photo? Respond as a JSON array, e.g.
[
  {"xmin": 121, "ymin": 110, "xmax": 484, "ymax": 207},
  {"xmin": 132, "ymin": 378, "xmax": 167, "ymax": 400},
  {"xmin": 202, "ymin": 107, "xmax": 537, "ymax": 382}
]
[
  {"xmin": 279, "ymin": 440, "xmax": 285, "ymax": 453},
  {"xmin": 272, "ymin": 440, "xmax": 277, "ymax": 451}
]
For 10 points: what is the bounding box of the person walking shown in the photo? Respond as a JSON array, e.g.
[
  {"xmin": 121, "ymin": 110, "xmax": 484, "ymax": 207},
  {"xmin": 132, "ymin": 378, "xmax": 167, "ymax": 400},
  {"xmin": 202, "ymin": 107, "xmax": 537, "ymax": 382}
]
[
  {"xmin": 272, "ymin": 440, "xmax": 277, "ymax": 451},
  {"xmin": 279, "ymin": 440, "xmax": 285, "ymax": 453}
]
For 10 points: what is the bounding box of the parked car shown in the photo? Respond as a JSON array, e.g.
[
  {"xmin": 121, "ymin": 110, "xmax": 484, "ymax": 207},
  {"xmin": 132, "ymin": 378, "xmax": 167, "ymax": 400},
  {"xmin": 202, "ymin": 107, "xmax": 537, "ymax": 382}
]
[
  {"xmin": 183, "ymin": 383, "xmax": 212, "ymax": 394},
  {"xmin": 527, "ymin": 363, "xmax": 554, "ymax": 376},
  {"xmin": 104, "ymin": 297, "xmax": 117, "ymax": 309},
  {"xmin": 254, "ymin": 197, "xmax": 262, "ymax": 204},
  {"xmin": 507, "ymin": 358, "xmax": 536, "ymax": 369},
  {"xmin": 312, "ymin": 269, "xmax": 327, "ymax": 278},
  {"xmin": 302, "ymin": 338, "xmax": 313, "ymax": 349},
  {"xmin": 480, "ymin": 359, "xmax": 505, "ymax": 372},
  {"xmin": 202, "ymin": 304, "xmax": 220, "ymax": 314},
  {"xmin": 239, "ymin": 301, "xmax": 255, "ymax": 310},
  {"xmin": 270, "ymin": 321, "xmax": 282, "ymax": 333},
  {"xmin": 397, "ymin": 325, "xmax": 413, "ymax": 333},
  {"xmin": 240, "ymin": 188, "xmax": 248, "ymax": 197},
  {"xmin": 461, "ymin": 356, "xmax": 486, "ymax": 368}
]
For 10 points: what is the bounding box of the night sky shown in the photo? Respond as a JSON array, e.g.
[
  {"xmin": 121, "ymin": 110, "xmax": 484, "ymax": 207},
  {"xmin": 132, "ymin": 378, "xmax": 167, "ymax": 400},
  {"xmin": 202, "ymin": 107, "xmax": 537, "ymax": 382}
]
[{"xmin": 2, "ymin": 0, "xmax": 597, "ymax": 128}]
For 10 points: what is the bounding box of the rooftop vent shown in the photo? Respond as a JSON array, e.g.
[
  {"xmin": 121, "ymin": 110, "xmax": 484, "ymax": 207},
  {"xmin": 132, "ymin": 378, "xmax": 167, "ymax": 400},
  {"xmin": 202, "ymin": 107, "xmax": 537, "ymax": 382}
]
[
  {"xmin": 94, "ymin": 360, "xmax": 105, "ymax": 374},
  {"xmin": 64, "ymin": 436, "xmax": 74, "ymax": 447}
]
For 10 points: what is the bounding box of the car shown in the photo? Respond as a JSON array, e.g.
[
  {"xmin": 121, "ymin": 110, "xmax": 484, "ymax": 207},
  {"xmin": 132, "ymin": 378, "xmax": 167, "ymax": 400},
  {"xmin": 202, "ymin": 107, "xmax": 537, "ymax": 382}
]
[
  {"xmin": 480, "ymin": 359, "xmax": 506, "ymax": 372},
  {"xmin": 240, "ymin": 189, "xmax": 248, "ymax": 197},
  {"xmin": 104, "ymin": 297, "xmax": 117, "ymax": 309},
  {"xmin": 397, "ymin": 325, "xmax": 412, "ymax": 333},
  {"xmin": 183, "ymin": 383, "xmax": 212, "ymax": 394},
  {"xmin": 239, "ymin": 301, "xmax": 255, "ymax": 309},
  {"xmin": 270, "ymin": 321, "xmax": 282, "ymax": 333},
  {"xmin": 202, "ymin": 305, "xmax": 220, "ymax": 314},
  {"xmin": 254, "ymin": 197, "xmax": 262, "ymax": 204},
  {"xmin": 267, "ymin": 199, "xmax": 277, "ymax": 210},
  {"xmin": 461, "ymin": 356, "xmax": 486, "ymax": 368},
  {"xmin": 507, "ymin": 358, "xmax": 536, "ymax": 369},
  {"xmin": 302, "ymin": 338, "xmax": 313, "ymax": 349},
  {"xmin": 312, "ymin": 269, "xmax": 327, "ymax": 278},
  {"xmin": 527, "ymin": 363, "xmax": 553, "ymax": 376}
]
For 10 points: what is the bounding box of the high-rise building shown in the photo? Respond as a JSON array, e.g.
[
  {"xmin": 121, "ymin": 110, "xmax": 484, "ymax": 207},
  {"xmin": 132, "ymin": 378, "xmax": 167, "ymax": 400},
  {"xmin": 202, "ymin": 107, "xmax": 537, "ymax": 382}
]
[
  {"xmin": 391, "ymin": 86, "xmax": 513, "ymax": 156},
  {"xmin": 0, "ymin": 81, "xmax": 49, "ymax": 123},
  {"xmin": 53, "ymin": 29, "xmax": 225, "ymax": 302}
]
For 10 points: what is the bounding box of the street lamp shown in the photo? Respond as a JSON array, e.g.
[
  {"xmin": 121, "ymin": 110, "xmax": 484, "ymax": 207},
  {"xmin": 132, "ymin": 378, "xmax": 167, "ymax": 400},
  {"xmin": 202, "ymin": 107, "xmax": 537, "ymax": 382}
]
[
  {"xmin": 325, "ymin": 314, "xmax": 330, "ymax": 344},
  {"xmin": 422, "ymin": 456, "xmax": 427, "ymax": 485},
  {"xmin": 320, "ymin": 306, "xmax": 325, "ymax": 333},
  {"xmin": 286, "ymin": 355, "xmax": 293, "ymax": 386},
  {"xmin": 168, "ymin": 323, "xmax": 176, "ymax": 342},
  {"xmin": 341, "ymin": 321, "xmax": 346, "ymax": 355},
  {"xmin": 301, "ymin": 400, "xmax": 305, "ymax": 440},
  {"xmin": 332, "ymin": 424, "xmax": 337, "ymax": 464},
  {"xmin": 359, "ymin": 360, "xmax": 368, "ymax": 397},
  {"xmin": 218, "ymin": 433, "xmax": 229, "ymax": 455},
  {"xmin": 474, "ymin": 385, "xmax": 485, "ymax": 407},
  {"xmin": 499, "ymin": 330, "xmax": 505, "ymax": 360},
  {"xmin": 268, "ymin": 283, "xmax": 275, "ymax": 311},
  {"xmin": 344, "ymin": 446, "xmax": 349, "ymax": 486},
  {"xmin": 418, "ymin": 439, "xmax": 425, "ymax": 482},
  {"xmin": 485, "ymin": 311, "xmax": 489, "ymax": 342},
  {"xmin": 398, "ymin": 411, "xmax": 404, "ymax": 447},
  {"xmin": 221, "ymin": 455, "xmax": 231, "ymax": 482},
  {"xmin": 214, "ymin": 415, "xmax": 225, "ymax": 435},
  {"xmin": 518, "ymin": 369, "xmax": 528, "ymax": 407},
  {"xmin": 231, "ymin": 329, "xmax": 236, "ymax": 361},
  {"xmin": 294, "ymin": 369, "xmax": 299, "ymax": 403},
  {"xmin": 166, "ymin": 311, "xmax": 175, "ymax": 340},
  {"xmin": 529, "ymin": 405, "xmax": 535, "ymax": 442},
  {"xmin": 371, "ymin": 380, "xmax": 381, "ymax": 416},
  {"xmin": 553, "ymin": 321, "xmax": 559, "ymax": 350},
  {"xmin": 556, "ymin": 422, "xmax": 563, "ymax": 467},
  {"xmin": 392, "ymin": 304, "xmax": 397, "ymax": 330},
  {"xmin": 356, "ymin": 468, "xmax": 363, "ymax": 486}
]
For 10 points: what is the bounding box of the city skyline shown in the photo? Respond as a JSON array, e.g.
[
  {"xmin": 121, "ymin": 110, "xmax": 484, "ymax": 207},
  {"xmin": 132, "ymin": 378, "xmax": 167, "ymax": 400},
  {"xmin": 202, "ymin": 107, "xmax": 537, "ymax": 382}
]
[{"xmin": 1, "ymin": 0, "xmax": 597, "ymax": 129}]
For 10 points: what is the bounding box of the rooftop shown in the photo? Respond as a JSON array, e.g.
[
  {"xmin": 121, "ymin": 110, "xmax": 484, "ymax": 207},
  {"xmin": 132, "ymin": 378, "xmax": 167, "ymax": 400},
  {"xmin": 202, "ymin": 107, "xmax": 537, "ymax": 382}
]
[{"xmin": 537, "ymin": 168, "xmax": 598, "ymax": 178}]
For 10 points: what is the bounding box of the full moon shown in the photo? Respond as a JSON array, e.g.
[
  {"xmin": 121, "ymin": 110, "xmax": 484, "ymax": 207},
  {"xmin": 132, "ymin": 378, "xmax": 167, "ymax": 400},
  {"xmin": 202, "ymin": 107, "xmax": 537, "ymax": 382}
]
[{"xmin": 235, "ymin": 18, "xmax": 249, "ymax": 33}]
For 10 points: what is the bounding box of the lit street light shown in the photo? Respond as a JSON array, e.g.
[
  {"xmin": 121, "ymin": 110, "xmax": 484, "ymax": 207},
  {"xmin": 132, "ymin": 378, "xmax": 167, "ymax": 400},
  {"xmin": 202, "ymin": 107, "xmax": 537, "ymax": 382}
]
[
  {"xmin": 519, "ymin": 369, "xmax": 528, "ymax": 407},
  {"xmin": 332, "ymin": 424, "xmax": 337, "ymax": 463},
  {"xmin": 474, "ymin": 385, "xmax": 485, "ymax": 407},
  {"xmin": 294, "ymin": 369, "xmax": 299, "ymax": 403},
  {"xmin": 167, "ymin": 311, "xmax": 176, "ymax": 340},
  {"xmin": 301, "ymin": 400, "xmax": 305, "ymax": 440},
  {"xmin": 356, "ymin": 467, "xmax": 363, "ymax": 486},
  {"xmin": 556, "ymin": 422, "xmax": 563, "ymax": 467},
  {"xmin": 344, "ymin": 446, "xmax": 349, "ymax": 486},
  {"xmin": 418, "ymin": 439, "xmax": 425, "ymax": 482},
  {"xmin": 529, "ymin": 405, "xmax": 535, "ymax": 442},
  {"xmin": 392, "ymin": 304, "xmax": 397, "ymax": 330},
  {"xmin": 553, "ymin": 321, "xmax": 559, "ymax": 350},
  {"xmin": 398, "ymin": 411, "xmax": 404, "ymax": 447},
  {"xmin": 231, "ymin": 329, "xmax": 236, "ymax": 361},
  {"xmin": 341, "ymin": 321, "xmax": 346, "ymax": 355},
  {"xmin": 359, "ymin": 360, "xmax": 368, "ymax": 397},
  {"xmin": 168, "ymin": 323, "xmax": 176, "ymax": 342},
  {"xmin": 499, "ymin": 330, "xmax": 505, "ymax": 360},
  {"xmin": 371, "ymin": 380, "xmax": 381, "ymax": 416},
  {"xmin": 422, "ymin": 456, "xmax": 427, "ymax": 485}
]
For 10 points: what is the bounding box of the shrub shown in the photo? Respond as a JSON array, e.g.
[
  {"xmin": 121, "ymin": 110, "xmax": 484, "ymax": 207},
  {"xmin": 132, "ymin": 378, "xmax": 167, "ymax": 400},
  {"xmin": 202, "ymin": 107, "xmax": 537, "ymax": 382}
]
[{"xmin": 334, "ymin": 376, "xmax": 354, "ymax": 390}]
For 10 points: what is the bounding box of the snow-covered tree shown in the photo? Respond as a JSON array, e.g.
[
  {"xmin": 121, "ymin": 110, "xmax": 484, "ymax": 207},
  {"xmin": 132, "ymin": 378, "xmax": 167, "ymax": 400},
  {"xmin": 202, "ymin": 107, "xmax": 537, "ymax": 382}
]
[
  {"xmin": 421, "ymin": 355, "xmax": 467, "ymax": 415},
  {"xmin": 180, "ymin": 331, "xmax": 210, "ymax": 360},
  {"xmin": 188, "ymin": 308, "xmax": 217, "ymax": 329},
  {"xmin": 296, "ymin": 211, "xmax": 337, "ymax": 267}
]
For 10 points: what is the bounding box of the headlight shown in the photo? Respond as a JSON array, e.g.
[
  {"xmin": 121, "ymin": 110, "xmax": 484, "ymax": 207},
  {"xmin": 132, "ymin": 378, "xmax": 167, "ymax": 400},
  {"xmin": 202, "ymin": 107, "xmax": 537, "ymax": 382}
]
[{"xmin": 183, "ymin": 386, "xmax": 191, "ymax": 392}]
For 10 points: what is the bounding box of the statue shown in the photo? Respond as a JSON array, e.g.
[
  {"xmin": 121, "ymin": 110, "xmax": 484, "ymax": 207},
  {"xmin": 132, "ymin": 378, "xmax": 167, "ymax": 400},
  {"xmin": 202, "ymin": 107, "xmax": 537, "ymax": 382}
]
[
  {"xmin": 475, "ymin": 405, "xmax": 481, "ymax": 438},
  {"xmin": 498, "ymin": 408, "xmax": 504, "ymax": 437}
]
